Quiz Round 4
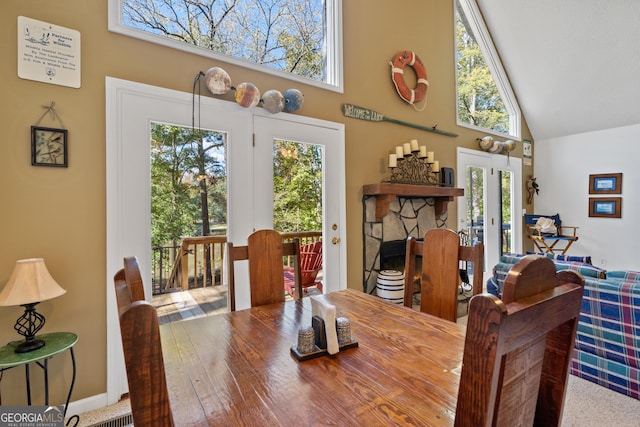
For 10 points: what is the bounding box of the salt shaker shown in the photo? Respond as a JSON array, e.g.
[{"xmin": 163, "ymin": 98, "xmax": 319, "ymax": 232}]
[
  {"xmin": 297, "ymin": 326, "xmax": 315, "ymax": 354},
  {"xmin": 336, "ymin": 317, "xmax": 351, "ymax": 345}
]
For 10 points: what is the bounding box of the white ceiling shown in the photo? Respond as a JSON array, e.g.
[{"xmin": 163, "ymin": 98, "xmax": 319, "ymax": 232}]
[{"xmin": 477, "ymin": 0, "xmax": 640, "ymax": 140}]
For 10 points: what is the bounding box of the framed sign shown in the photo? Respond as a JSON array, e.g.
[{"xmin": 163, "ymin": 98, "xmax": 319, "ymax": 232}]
[
  {"xmin": 18, "ymin": 16, "xmax": 81, "ymax": 88},
  {"xmin": 31, "ymin": 126, "xmax": 68, "ymax": 167},
  {"xmin": 588, "ymin": 197, "xmax": 621, "ymax": 218},
  {"xmin": 589, "ymin": 173, "xmax": 622, "ymax": 194}
]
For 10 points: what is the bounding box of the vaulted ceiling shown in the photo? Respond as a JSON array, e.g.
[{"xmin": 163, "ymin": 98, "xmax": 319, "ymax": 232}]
[{"xmin": 477, "ymin": 0, "xmax": 640, "ymax": 141}]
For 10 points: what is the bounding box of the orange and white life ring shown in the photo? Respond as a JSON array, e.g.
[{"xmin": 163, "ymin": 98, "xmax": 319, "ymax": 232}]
[{"xmin": 390, "ymin": 51, "xmax": 429, "ymax": 107}]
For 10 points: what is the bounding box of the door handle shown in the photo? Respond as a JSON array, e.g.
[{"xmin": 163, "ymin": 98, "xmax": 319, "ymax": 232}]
[{"xmin": 332, "ymin": 237, "xmax": 341, "ymax": 245}]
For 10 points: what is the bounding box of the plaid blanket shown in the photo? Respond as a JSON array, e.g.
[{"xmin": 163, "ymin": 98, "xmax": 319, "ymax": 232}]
[{"xmin": 487, "ymin": 254, "xmax": 640, "ymax": 400}]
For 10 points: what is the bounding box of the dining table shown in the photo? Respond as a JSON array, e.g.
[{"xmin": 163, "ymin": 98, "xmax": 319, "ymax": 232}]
[{"xmin": 160, "ymin": 288, "xmax": 466, "ymax": 426}]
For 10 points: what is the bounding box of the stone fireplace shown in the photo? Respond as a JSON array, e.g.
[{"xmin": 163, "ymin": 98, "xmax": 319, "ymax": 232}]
[{"xmin": 363, "ymin": 183, "xmax": 463, "ymax": 294}]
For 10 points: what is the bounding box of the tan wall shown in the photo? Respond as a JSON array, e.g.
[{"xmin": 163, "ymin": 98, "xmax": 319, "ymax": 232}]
[{"xmin": 0, "ymin": 0, "xmax": 533, "ymax": 405}]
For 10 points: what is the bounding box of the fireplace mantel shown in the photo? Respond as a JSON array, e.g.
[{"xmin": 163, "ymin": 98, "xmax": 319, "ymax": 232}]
[{"xmin": 363, "ymin": 183, "xmax": 464, "ymax": 221}]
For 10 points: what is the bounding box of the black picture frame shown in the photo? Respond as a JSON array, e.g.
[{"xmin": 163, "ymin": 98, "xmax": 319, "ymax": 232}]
[
  {"xmin": 588, "ymin": 197, "xmax": 622, "ymax": 218},
  {"xmin": 589, "ymin": 173, "xmax": 622, "ymax": 194},
  {"xmin": 31, "ymin": 126, "xmax": 68, "ymax": 167}
]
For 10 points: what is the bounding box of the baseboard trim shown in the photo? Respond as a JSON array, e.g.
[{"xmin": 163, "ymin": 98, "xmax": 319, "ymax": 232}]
[{"xmin": 65, "ymin": 393, "xmax": 110, "ymax": 418}]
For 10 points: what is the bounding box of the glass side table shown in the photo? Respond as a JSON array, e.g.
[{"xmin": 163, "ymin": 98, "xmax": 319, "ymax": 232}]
[{"xmin": 0, "ymin": 332, "xmax": 78, "ymax": 417}]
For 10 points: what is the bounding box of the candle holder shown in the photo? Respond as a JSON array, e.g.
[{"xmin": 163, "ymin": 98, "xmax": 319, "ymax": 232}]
[{"xmin": 387, "ymin": 150, "xmax": 440, "ymax": 186}]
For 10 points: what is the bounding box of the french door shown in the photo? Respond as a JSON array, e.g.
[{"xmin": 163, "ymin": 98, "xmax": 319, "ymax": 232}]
[
  {"xmin": 456, "ymin": 147, "xmax": 522, "ymax": 272},
  {"xmin": 253, "ymin": 115, "xmax": 346, "ymax": 295},
  {"xmin": 105, "ymin": 77, "xmax": 345, "ymax": 404}
]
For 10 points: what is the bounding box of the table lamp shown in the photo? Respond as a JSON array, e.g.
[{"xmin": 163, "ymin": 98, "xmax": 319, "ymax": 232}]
[{"xmin": 0, "ymin": 258, "xmax": 66, "ymax": 353}]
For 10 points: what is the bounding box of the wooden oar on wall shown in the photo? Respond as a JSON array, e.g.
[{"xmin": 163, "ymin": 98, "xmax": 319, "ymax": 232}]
[{"xmin": 341, "ymin": 104, "xmax": 458, "ymax": 137}]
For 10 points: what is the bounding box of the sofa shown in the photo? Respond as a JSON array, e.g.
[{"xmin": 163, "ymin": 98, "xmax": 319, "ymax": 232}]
[{"xmin": 487, "ymin": 253, "xmax": 640, "ymax": 400}]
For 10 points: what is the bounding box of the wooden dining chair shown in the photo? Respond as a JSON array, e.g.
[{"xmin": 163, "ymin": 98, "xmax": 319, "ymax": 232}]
[
  {"xmin": 226, "ymin": 229, "xmax": 302, "ymax": 311},
  {"xmin": 113, "ymin": 256, "xmax": 146, "ymax": 313},
  {"xmin": 118, "ymin": 300, "xmax": 175, "ymax": 427},
  {"xmin": 454, "ymin": 255, "xmax": 584, "ymax": 427},
  {"xmin": 403, "ymin": 228, "xmax": 484, "ymax": 322}
]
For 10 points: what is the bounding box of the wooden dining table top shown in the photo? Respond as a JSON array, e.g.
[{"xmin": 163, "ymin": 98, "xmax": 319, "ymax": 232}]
[{"xmin": 160, "ymin": 288, "xmax": 466, "ymax": 426}]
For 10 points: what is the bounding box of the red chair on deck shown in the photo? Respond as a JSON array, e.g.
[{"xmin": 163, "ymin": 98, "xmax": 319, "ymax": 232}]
[{"xmin": 285, "ymin": 241, "xmax": 323, "ymax": 298}]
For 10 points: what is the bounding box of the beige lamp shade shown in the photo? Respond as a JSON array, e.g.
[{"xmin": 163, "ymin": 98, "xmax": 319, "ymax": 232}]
[{"xmin": 0, "ymin": 258, "xmax": 66, "ymax": 306}]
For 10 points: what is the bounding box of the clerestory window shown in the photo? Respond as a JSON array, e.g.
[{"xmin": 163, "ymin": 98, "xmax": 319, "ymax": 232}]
[
  {"xmin": 455, "ymin": 0, "xmax": 521, "ymax": 139},
  {"xmin": 108, "ymin": 0, "xmax": 343, "ymax": 92}
]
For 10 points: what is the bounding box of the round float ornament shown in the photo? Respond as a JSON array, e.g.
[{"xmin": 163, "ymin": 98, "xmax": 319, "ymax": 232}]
[
  {"xmin": 261, "ymin": 89, "xmax": 285, "ymax": 114},
  {"xmin": 234, "ymin": 82, "xmax": 261, "ymax": 108},
  {"xmin": 390, "ymin": 51, "xmax": 429, "ymax": 108},
  {"xmin": 478, "ymin": 136, "xmax": 494, "ymax": 150},
  {"xmin": 283, "ymin": 88, "xmax": 304, "ymax": 112},
  {"xmin": 204, "ymin": 67, "xmax": 232, "ymax": 95}
]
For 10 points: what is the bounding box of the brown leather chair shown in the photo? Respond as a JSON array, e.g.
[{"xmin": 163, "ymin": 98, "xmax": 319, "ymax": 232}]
[
  {"xmin": 454, "ymin": 255, "xmax": 584, "ymax": 426},
  {"xmin": 226, "ymin": 229, "xmax": 302, "ymax": 311},
  {"xmin": 403, "ymin": 228, "xmax": 484, "ymax": 322}
]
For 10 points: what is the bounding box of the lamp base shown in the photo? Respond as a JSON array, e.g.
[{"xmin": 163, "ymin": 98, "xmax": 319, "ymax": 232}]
[
  {"xmin": 13, "ymin": 302, "xmax": 46, "ymax": 353},
  {"xmin": 15, "ymin": 338, "xmax": 45, "ymax": 353}
]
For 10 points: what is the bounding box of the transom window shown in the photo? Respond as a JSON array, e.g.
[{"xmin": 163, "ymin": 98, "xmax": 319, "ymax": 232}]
[
  {"xmin": 108, "ymin": 0, "xmax": 343, "ymax": 92},
  {"xmin": 455, "ymin": 0, "xmax": 521, "ymax": 139}
]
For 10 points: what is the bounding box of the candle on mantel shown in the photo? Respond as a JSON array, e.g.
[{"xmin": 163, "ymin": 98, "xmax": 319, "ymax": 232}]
[
  {"xmin": 426, "ymin": 151, "xmax": 434, "ymax": 163},
  {"xmin": 419, "ymin": 146, "xmax": 427, "ymax": 158},
  {"xmin": 389, "ymin": 154, "xmax": 397, "ymax": 168},
  {"xmin": 403, "ymin": 143, "xmax": 411, "ymax": 155},
  {"xmin": 395, "ymin": 146, "xmax": 404, "ymax": 159},
  {"xmin": 432, "ymin": 160, "xmax": 440, "ymax": 172},
  {"xmin": 410, "ymin": 139, "xmax": 419, "ymax": 152}
]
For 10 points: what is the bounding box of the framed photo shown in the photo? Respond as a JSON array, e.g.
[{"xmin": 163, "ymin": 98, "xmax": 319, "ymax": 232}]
[
  {"xmin": 31, "ymin": 126, "xmax": 68, "ymax": 167},
  {"xmin": 589, "ymin": 197, "xmax": 622, "ymax": 218},
  {"xmin": 589, "ymin": 173, "xmax": 622, "ymax": 194}
]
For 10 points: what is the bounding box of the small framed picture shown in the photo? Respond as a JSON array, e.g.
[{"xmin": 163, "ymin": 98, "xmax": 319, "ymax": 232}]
[
  {"xmin": 589, "ymin": 197, "xmax": 622, "ymax": 218},
  {"xmin": 31, "ymin": 126, "xmax": 68, "ymax": 167},
  {"xmin": 589, "ymin": 173, "xmax": 622, "ymax": 194}
]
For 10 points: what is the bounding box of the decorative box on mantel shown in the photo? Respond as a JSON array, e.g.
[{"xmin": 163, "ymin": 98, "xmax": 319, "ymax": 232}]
[{"xmin": 362, "ymin": 183, "xmax": 464, "ymax": 294}]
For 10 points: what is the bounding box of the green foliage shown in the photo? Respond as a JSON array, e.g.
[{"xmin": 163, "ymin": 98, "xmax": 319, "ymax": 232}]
[
  {"xmin": 455, "ymin": 5, "xmax": 509, "ymax": 134},
  {"xmin": 150, "ymin": 123, "xmax": 227, "ymax": 247},
  {"xmin": 151, "ymin": 126, "xmax": 321, "ymax": 247},
  {"xmin": 273, "ymin": 140, "xmax": 322, "ymax": 232},
  {"xmin": 122, "ymin": 0, "xmax": 325, "ymax": 80},
  {"xmin": 465, "ymin": 166, "xmax": 484, "ymax": 225}
]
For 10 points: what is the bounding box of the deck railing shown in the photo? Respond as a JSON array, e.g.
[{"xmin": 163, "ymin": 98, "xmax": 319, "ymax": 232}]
[{"xmin": 153, "ymin": 231, "xmax": 321, "ymax": 295}]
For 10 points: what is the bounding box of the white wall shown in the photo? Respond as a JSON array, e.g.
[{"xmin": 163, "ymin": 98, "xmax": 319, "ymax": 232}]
[{"xmin": 534, "ymin": 124, "xmax": 640, "ymax": 271}]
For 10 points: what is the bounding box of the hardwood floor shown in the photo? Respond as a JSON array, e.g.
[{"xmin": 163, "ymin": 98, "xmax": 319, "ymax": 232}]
[
  {"xmin": 153, "ymin": 286, "xmax": 229, "ymax": 325},
  {"xmin": 152, "ymin": 285, "xmax": 321, "ymax": 324}
]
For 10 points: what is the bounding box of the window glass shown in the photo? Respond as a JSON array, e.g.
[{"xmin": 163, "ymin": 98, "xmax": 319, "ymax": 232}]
[
  {"xmin": 455, "ymin": 0, "xmax": 520, "ymax": 139},
  {"xmin": 109, "ymin": 0, "xmax": 343, "ymax": 91}
]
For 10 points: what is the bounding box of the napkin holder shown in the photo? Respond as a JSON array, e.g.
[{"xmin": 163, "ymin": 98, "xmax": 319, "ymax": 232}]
[{"xmin": 290, "ymin": 315, "xmax": 358, "ymax": 361}]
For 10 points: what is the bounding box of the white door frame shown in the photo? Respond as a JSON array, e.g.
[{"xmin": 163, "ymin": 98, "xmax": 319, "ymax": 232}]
[
  {"xmin": 456, "ymin": 147, "xmax": 522, "ymax": 271},
  {"xmin": 252, "ymin": 115, "xmax": 346, "ymax": 296},
  {"xmin": 106, "ymin": 77, "xmax": 346, "ymax": 404}
]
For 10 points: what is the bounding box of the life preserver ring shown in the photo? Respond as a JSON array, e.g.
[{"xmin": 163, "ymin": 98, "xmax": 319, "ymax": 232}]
[{"xmin": 390, "ymin": 51, "xmax": 429, "ymax": 107}]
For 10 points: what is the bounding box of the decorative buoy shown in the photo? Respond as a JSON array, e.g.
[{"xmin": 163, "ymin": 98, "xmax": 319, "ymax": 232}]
[
  {"xmin": 234, "ymin": 82, "xmax": 261, "ymax": 108},
  {"xmin": 261, "ymin": 89, "xmax": 285, "ymax": 114},
  {"xmin": 283, "ymin": 88, "xmax": 304, "ymax": 112},
  {"xmin": 204, "ymin": 67, "xmax": 232, "ymax": 95},
  {"xmin": 478, "ymin": 136, "xmax": 494, "ymax": 150}
]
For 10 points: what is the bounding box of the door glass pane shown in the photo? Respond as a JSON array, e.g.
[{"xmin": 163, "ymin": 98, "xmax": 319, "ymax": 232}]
[
  {"xmin": 150, "ymin": 122, "xmax": 228, "ymax": 306},
  {"xmin": 464, "ymin": 165, "xmax": 485, "ymax": 247},
  {"xmin": 272, "ymin": 139, "xmax": 323, "ymax": 233},
  {"xmin": 500, "ymin": 170, "xmax": 513, "ymax": 255},
  {"xmin": 273, "ymin": 138, "xmax": 324, "ymax": 292}
]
